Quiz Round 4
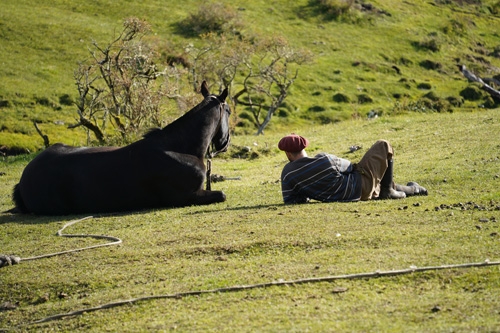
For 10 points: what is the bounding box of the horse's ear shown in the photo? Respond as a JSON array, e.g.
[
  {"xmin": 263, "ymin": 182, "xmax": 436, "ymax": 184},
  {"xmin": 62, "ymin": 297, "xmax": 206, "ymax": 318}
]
[
  {"xmin": 219, "ymin": 87, "xmax": 228, "ymax": 102},
  {"xmin": 201, "ymin": 81, "xmax": 209, "ymax": 98}
]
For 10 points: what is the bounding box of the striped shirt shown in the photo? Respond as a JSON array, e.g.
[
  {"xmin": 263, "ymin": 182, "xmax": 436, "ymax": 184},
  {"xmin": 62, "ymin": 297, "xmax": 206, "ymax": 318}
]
[{"xmin": 280, "ymin": 153, "xmax": 362, "ymax": 204}]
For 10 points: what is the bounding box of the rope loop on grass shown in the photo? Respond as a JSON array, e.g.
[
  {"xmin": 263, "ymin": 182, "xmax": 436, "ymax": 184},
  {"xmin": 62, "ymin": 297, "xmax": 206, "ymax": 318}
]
[
  {"xmin": 0, "ymin": 216, "xmax": 122, "ymax": 268},
  {"xmin": 2, "ymin": 216, "xmax": 499, "ymax": 329},
  {"xmin": 15, "ymin": 258, "xmax": 500, "ymax": 327}
]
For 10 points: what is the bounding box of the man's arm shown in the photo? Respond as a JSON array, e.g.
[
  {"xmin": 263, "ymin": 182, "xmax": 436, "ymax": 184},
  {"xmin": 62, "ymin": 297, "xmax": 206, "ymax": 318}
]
[
  {"xmin": 281, "ymin": 166, "xmax": 309, "ymax": 204},
  {"xmin": 338, "ymin": 157, "xmax": 354, "ymax": 173}
]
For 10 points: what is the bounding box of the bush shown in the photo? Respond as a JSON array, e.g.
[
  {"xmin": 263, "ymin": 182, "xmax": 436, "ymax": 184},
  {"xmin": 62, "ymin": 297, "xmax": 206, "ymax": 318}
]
[
  {"xmin": 333, "ymin": 92, "xmax": 351, "ymax": 103},
  {"xmin": 417, "ymin": 82, "xmax": 432, "ymax": 90},
  {"xmin": 446, "ymin": 96, "xmax": 464, "ymax": 107},
  {"xmin": 443, "ymin": 18, "xmax": 471, "ymax": 37},
  {"xmin": 59, "ymin": 94, "xmax": 74, "ymax": 106},
  {"xmin": 482, "ymin": 97, "xmax": 498, "ymax": 108},
  {"xmin": 357, "ymin": 94, "xmax": 373, "ymax": 104},
  {"xmin": 305, "ymin": 0, "xmax": 371, "ymax": 23},
  {"xmin": 73, "ymin": 18, "xmax": 172, "ymax": 144},
  {"xmin": 392, "ymin": 97, "xmax": 453, "ymax": 114},
  {"xmin": 277, "ymin": 109, "xmax": 290, "ymax": 117},
  {"xmin": 398, "ymin": 57, "xmax": 413, "ymax": 66},
  {"xmin": 432, "ymin": 99, "xmax": 453, "ymax": 113},
  {"xmin": 490, "ymin": 1, "xmax": 500, "ymax": 15},
  {"xmin": 459, "ymin": 85, "xmax": 486, "ymax": 101},
  {"xmin": 317, "ymin": 0, "xmax": 354, "ymax": 18},
  {"xmin": 308, "ymin": 105, "xmax": 326, "ymax": 112},
  {"xmin": 238, "ymin": 111, "xmax": 254, "ymax": 121},
  {"xmin": 422, "ymin": 91, "xmax": 440, "ymax": 101},
  {"xmin": 34, "ymin": 96, "xmax": 51, "ymax": 107},
  {"xmin": 491, "ymin": 45, "xmax": 500, "ymax": 59},
  {"xmin": 419, "ymin": 60, "xmax": 442, "ymax": 70},
  {"xmin": 177, "ymin": 2, "xmax": 242, "ymax": 36},
  {"xmin": 235, "ymin": 118, "xmax": 253, "ymax": 128}
]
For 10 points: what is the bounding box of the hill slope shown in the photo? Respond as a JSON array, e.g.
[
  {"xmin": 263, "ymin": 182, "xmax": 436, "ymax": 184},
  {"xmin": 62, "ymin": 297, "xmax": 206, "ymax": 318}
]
[{"xmin": 1, "ymin": 0, "xmax": 499, "ymax": 152}]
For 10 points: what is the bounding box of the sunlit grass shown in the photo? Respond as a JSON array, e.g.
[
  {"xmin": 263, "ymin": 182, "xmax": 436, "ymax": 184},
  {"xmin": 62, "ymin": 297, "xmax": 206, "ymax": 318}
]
[
  {"xmin": 1, "ymin": 0, "xmax": 499, "ymax": 150},
  {"xmin": 1, "ymin": 109, "xmax": 499, "ymax": 331}
]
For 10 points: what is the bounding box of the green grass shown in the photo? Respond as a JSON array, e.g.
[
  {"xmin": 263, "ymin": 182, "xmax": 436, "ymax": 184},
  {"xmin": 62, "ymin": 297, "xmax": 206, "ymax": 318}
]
[
  {"xmin": 1, "ymin": 0, "xmax": 500, "ymax": 330},
  {"xmin": 1, "ymin": 109, "xmax": 499, "ymax": 331},
  {"xmin": 1, "ymin": 0, "xmax": 500, "ymax": 150}
]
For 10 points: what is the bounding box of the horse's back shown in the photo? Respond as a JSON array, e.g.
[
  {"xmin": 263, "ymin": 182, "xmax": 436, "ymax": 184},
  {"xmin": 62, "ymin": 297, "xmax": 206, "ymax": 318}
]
[
  {"xmin": 14, "ymin": 143, "xmax": 212, "ymax": 215},
  {"xmin": 16, "ymin": 144, "xmax": 125, "ymax": 214}
]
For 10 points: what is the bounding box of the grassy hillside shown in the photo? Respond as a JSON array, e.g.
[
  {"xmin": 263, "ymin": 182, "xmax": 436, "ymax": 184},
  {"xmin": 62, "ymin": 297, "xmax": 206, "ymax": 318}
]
[{"xmin": 1, "ymin": 0, "xmax": 499, "ymax": 152}]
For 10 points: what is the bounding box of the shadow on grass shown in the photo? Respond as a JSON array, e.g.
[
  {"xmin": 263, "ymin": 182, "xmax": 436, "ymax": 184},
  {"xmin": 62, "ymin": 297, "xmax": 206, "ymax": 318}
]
[{"xmin": 0, "ymin": 209, "xmax": 154, "ymax": 225}]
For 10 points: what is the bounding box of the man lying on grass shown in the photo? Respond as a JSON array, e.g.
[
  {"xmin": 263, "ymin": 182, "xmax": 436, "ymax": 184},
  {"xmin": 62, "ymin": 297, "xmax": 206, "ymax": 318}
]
[{"xmin": 278, "ymin": 134, "xmax": 428, "ymax": 204}]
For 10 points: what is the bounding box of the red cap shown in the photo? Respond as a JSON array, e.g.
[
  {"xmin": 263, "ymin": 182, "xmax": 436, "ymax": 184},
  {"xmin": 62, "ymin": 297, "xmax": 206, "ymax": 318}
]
[{"xmin": 278, "ymin": 134, "xmax": 309, "ymax": 152}]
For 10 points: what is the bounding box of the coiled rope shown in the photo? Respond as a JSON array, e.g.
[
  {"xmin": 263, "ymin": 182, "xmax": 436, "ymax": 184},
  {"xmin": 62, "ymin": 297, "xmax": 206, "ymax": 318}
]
[{"xmin": 0, "ymin": 216, "xmax": 122, "ymax": 268}]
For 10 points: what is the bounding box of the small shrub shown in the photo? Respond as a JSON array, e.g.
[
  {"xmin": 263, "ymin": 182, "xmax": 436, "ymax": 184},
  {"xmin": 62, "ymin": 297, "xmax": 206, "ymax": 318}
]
[
  {"xmin": 238, "ymin": 111, "xmax": 254, "ymax": 121},
  {"xmin": 357, "ymin": 94, "xmax": 373, "ymax": 104},
  {"xmin": 393, "ymin": 93, "xmax": 411, "ymax": 99},
  {"xmin": 391, "ymin": 97, "xmax": 453, "ymax": 114},
  {"xmin": 490, "ymin": 1, "xmax": 500, "ymax": 15},
  {"xmin": 229, "ymin": 145, "xmax": 261, "ymax": 159},
  {"xmin": 417, "ymin": 82, "xmax": 432, "ymax": 90},
  {"xmin": 398, "ymin": 57, "xmax": 413, "ymax": 66},
  {"xmin": 459, "ymin": 85, "xmax": 486, "ymax": 101},
  {"xmin": 315, "ymin": 114, "xmax": 338, "ymax": 124},
  {"xmin": 412, "ymin": 37, "xmax": 441, "ymax": 52},
  {"xmin": 490, "ymin": 45, "xmax": 500, "ymax": 59},
  {"xmin": 59, "ymin": 94, "xmax": 74, "ymax": 106},
  {"xmin": 277, "ymin": 109, "xmax": 290, "ymax": 117},
  {"xmin": 446, "ymin": 96, "xmax": 464, "ymax": 107},
  {"xmin": 482, "ymin": 97, "xmax": 497, "ymax": 108},
  {"xmin": 443, "ymin": 17, "xmax": 471, "ymax": 37},
  {"xmin": 432, "ymin": 99, "xmax": 453, "ymax": 113},
  {"xmin": 315, "ymin": 0, "xmax": 355, "ymax": 20},
  {"xmin": 419, "ymin": 60, "xmax": 442, "ymax": 70},
  {"xmin": 34, "ymin": 96, "xmax": 51, "ymax": 107},
  {"xmin": 333, "ymin": 92, "xmax": 351, "ymax": 103},
  {"xmin": 235, "ymin": 118, "xmax": 253, "ymax": 128},
  {"xmin": 423, "ymin": 91, "xmax": 440, "ymax": 101},
  {"xmin": 177, "ymin": 2, "xmax": 242, "ymax": 36},
  {"xmin": 308, "ymin": 105, "xmax": 326, "ymax": 112}
]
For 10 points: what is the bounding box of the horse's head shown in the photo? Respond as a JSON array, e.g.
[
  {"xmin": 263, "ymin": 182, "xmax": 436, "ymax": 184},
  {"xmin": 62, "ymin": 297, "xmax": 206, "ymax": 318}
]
[{"xmin": 201, "ymin": 82, "xmax": 231, "ymax": 157}]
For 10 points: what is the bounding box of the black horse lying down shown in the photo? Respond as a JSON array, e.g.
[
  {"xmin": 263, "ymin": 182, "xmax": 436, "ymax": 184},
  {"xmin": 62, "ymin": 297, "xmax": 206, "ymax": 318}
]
[{"xmin": 11, "ymin": 81, "xmax": 231, "ymax": 215}]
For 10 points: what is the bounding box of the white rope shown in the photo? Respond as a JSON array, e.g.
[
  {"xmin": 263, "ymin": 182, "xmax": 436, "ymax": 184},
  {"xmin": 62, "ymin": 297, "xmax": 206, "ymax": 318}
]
[
  {"xmin": 0, "ymin": 216, "xmax": 122, "ymax": 267},
  {"xmin": 2, "ymin": 217, "xmax": 499, "ymax": 328},
  {"xmin": 18, "ymin": 258, "xmax": 500, "ymax": 327}
]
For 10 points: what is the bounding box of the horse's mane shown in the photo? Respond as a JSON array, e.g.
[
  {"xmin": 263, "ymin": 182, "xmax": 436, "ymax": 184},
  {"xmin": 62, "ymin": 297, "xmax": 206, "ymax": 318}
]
[
  {"xmin": 143, "ymin": 127, "xmax": 163, "ymax": 139},
  {"xmin": 143, "ymin": 96, "xmax": 216, "ymax": 139}
]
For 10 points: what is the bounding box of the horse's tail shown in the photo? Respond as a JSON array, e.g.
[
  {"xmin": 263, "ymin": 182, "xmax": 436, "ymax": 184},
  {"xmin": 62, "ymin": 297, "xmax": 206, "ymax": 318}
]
[{"xmin": 5, "ymin": 184, "xmax": 28, "ymax": 214}]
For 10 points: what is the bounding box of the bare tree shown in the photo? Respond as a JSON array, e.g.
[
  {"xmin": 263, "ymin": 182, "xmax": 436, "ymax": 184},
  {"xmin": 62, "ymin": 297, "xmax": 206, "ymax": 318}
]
[
  {"xmin": 186, "ymin": 34, "xmax": 313, "ymax": 135},
  {"xmin": 72, "ymin": 17, "xmax": 312, "ymax": 143},
  {"xmin": 235, "ymin": 36, "xmax": 313, "ymax": 135},
  {"xmin": 71, "ymin": 18, "xmax": 177, "ymax": 144}
]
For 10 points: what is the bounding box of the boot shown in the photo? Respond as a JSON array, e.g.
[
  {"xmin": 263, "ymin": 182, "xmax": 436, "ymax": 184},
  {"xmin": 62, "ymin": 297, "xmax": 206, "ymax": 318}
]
[
  {"xmin": 378, "ymin": 159, "xmax": 406, "ymax": 200},
  {"xmin": 396, "ymin": 182, "xmax": 428, "ymax": 196}
]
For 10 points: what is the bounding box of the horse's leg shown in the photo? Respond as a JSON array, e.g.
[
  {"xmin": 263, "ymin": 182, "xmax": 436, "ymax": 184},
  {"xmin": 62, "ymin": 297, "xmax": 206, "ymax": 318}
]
[
  {"xmin": 186, "ymin": 189, "xmax": 226, "ymax": 206},
  {"xmin": 190, "ymin": 190, "xmax": 226, "ymax": 205},
  {"xmin": 149, "ymin": 152, "xmax": 227, "ymax": 208}
]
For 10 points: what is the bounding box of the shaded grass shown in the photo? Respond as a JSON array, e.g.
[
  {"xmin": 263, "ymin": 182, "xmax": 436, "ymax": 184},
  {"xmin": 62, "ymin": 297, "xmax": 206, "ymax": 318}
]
[{"xmin": 0, "ymin": 109, "xmax": 499, "ymax": 331}]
